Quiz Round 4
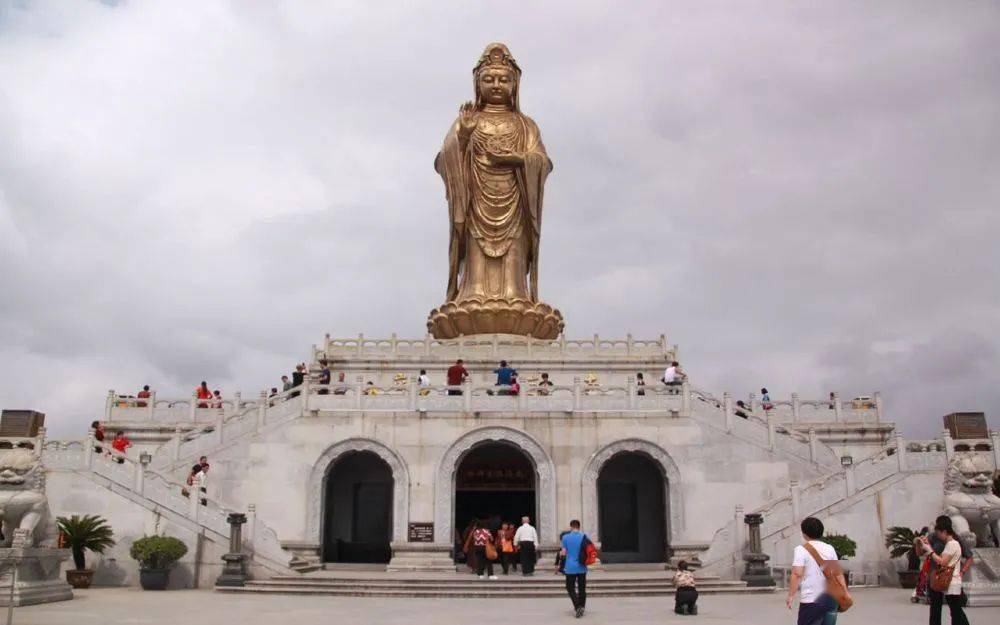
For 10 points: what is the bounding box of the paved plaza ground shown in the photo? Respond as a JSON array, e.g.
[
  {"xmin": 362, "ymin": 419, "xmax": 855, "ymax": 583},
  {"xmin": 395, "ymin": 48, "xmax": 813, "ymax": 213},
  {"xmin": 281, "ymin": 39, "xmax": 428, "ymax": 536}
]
[{"xmin": 14, "ymin": 587, "xmax": 1000, "ymax": 624}]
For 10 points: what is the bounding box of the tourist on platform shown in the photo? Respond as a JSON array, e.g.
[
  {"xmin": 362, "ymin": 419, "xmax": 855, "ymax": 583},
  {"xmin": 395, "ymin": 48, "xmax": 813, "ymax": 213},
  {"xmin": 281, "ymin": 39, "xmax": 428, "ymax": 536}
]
[
  {"xmin": 290, "ymin": 364, "xmax": 306, "ymax": 398},
  {"xmin": 735, "ymin": 400, "xmax": 750, "ymax": 419},
  {"xmin": 111, "ymin": 431, "xmax": 131, "ymax": 464},
  {"xmin": 761, "ymin": 388, "xmax": 774, "ymax": 411},
  {"xmin": 560, "ymin": 519, "xmax": 591, "ymax": 618},
  {"xmin": 211, "ymin": 389, "xmax": 223, "ymax": 410},
  {"xmin": 281, "ymin": 375, "xmax": 292, "ymax": 393},
  {"xmin": 333, "ymin": 372, "xmax": 348, "ymax": 395},
  {"xmin": 662, "ymin": 361, "xmax": 686, "ymax": 389},
  {"xmin": 471, "ymin": 521, "xmax": 497, "ymax": 580},
  {"xmin": 418, "ymin": 369, "xmax": 431, "ymax": 396},
  {"xmin": 196, "ymin": 381, "xmax": 212, "ymax": 408},
  {"xmin": 510, "ymin": 373, "xmax": 521, "ymax": 396},
  {"xmin": 828, "ymin": 392, "xmax": 836, "ymax": 410},
  {"xmin": 537, "ymin": 372, "xmax": 554, "ymax": 396},
  {"xmin": 364, "ymin": 381, "xmax": 379, "ymax": 396},
  {"xmin": 192, "ymin": 463, "xmax": 209, "ymax": 506},
  {"xmin": 514, "ymin": 516, "xmax": 538, "ymax": 575},
  {"xmin": 136, "ymin": 385, "xmax": 151, "ymax": 407},
  {"xmin": 503, "ymin": 522, "xmax": 519, "ymax": 572},
  {"xmin": 498, "ymin": 522, "xmax": 516, "ymax": 574},
  {"xmin": 90, "ymin": 421, "xmax": 105, "ymax": 454},
  {"xmin": 786, "ymin": 517, "xmax": 848, "ymax": 625},
  {"xmin": 918, "ymin": 515, "xmax": 972, "ymax": 625},
  {"xmin": 636, "ymin": 372, "xmax": 646, "ymax": 396},
  {"xmin": 673, "ymin": 560, "xmax": 699, "ymax": 615},
  {"xmin": 494, "ymin": 360, "xmax": 517, "ymax": 394},
  {"xmin": 269, "ymin": 387, "xmax": 278, "ymax": 399},
  {"xmin": 447, "ymin": 359, "xmax": 468, "ymax": 396},
  {"xmin": 318, "ymin": 364, "xmax": 331, "ymax": 394},
  {"xmin": 191, "ymin": 455, "xmax": 209, "ymax": 476}
]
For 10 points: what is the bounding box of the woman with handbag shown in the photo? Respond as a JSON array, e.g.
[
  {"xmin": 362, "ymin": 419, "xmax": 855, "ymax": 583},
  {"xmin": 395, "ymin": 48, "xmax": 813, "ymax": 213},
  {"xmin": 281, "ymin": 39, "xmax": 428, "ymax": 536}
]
[
  {"xmin": 498, "ymin": 523, "xmax": 516, "ymax": 574},
  {"xmin": 471, "ymin": 520, "xmax": 498, "ymax": 580},
  {"xmin": 921, "ymin": 516, "xmax": 970, "ymax": 625}
]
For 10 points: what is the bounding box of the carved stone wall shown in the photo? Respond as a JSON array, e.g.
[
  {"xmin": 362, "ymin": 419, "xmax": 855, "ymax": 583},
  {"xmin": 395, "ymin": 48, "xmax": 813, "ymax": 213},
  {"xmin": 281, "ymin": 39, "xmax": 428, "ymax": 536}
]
[
  {"xmin": 306, "ymin": 438, "xmax": 410, "ymax": 545},
  {"xmin": 581, "ymin": 438, "xmax": 683, "ymax": 545},
  {"xmin": 435, "ymin": 426, "xmax": 557, "ymax": 545}
]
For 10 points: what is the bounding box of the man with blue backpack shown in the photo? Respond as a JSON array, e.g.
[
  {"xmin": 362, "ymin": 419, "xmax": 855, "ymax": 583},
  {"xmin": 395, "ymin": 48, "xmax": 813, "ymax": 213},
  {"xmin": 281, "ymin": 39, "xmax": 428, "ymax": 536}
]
[{"xmin": 560, "ymin": 519, "xmax": 597, "ymax": 618}]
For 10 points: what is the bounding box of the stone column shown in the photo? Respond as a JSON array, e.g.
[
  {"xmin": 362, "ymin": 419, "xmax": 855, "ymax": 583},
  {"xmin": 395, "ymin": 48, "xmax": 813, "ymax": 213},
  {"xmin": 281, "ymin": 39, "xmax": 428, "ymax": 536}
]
[
  {"xmin": 832, "ymin": 392, "xmax": 842, "ymax": 422},
  {"xmin": 791, "ymin": 393, "xmax": 800, "ymax": 422},
  {"xmin": 216, "ymin": 513, "xmax": 250, "ymax": 587},
  {"xmin": 741, "ymin": 513, "xmax": 776, "ymax": 587},
  {"xmin": 895, "ymin": 432, "xmax": 907, "ymax": 471},
  {"xmin": 943, "ymin": 429, "xmax": 954, "ymax": 462}
]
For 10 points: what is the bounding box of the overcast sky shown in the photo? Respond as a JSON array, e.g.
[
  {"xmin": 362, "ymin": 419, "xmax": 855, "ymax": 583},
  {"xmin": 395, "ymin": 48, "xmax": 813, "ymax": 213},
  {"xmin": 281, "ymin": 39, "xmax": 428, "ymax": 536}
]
[{"xmin": 2, "ymin": 1, "xmax": 998, "ymax": 438}]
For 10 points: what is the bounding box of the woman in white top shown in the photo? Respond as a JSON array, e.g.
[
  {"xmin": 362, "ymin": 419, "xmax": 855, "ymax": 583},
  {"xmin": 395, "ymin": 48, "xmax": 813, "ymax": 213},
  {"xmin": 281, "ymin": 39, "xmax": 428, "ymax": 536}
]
[{"xmin": 924, "ymin": 516, "xmax": 970, "ymax": 625}]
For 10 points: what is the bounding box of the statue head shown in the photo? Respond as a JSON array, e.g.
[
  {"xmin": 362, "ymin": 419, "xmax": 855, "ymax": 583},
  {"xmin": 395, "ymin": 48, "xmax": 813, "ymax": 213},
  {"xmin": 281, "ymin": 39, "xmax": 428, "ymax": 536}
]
[
  {"xmin": 0, "ymin": 447, "xmax": 41, "ymax": 488},
  {"xmin": 474, "ymin": 43, "xmax": 521, "ymax": 111}
]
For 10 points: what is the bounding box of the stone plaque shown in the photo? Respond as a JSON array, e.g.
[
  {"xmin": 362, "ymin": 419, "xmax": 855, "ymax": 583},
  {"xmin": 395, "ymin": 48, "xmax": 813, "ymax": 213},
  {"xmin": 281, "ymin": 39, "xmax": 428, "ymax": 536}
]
[
  {"xmin": 0, "ymin": 410, "xmax": 45, "ymax": 437},
  {"xmin": 943, "ymin": 412, "xmax": 988, "ymax": 439},
  {"xmin": 407, "ymin": 522, "xmax": 434, "ymax": 543}
]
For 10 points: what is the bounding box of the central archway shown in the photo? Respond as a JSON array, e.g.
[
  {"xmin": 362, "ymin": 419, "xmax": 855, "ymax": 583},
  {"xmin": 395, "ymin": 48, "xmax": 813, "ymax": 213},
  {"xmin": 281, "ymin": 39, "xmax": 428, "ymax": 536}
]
[{"xmin": 435, "ymin": 427, "xmax": 556, "ymax": 547}]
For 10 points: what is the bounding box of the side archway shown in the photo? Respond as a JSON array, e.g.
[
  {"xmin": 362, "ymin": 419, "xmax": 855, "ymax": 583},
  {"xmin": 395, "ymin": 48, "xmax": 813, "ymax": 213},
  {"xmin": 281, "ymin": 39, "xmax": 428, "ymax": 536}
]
[
  {"xmin": 582, "ymin": 439, "xmax": 683, "ymax": 548},
  {"xmin": 435, "ymin": 426, "xmax": 557, "ymax": 545},
  {"xmin": 306, "ymin": 438, "xmax": 410, "ymax": 545}
]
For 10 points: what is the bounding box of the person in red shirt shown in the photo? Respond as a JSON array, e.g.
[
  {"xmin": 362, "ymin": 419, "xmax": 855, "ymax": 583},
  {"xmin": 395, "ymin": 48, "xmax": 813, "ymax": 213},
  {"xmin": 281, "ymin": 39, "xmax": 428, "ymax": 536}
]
[
  {"xmin": 446, "ymin": 359, "xmax": 468, "ymax": 396},
  {"xmin": 136, "ymin": 385, "xmax": 151, "ymax": 407},
  {"xmin": 196, "ymin": 381, "xmax": 212, "ymax": 408},
  {"xmin": 111, "ymin": 431, "xmax": 131, "ymax": 464}
]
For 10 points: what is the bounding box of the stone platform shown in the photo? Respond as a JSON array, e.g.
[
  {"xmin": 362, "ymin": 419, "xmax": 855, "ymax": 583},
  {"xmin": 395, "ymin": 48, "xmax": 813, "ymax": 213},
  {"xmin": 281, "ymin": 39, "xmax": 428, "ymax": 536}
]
[{"xmin": 0, "ymin": 547, "xmax": 73, "ymax": 607}]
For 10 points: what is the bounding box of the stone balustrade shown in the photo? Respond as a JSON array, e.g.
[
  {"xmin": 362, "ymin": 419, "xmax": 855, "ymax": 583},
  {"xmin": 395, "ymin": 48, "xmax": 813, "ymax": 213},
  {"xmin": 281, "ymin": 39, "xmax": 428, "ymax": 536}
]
[{"xmin": 314, "ymin": 332, "xmax": 678, "ymax": 361}]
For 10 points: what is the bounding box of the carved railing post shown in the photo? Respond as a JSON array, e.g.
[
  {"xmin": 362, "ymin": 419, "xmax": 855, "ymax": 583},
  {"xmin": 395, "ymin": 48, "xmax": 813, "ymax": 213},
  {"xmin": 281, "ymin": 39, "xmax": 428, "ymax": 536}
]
[
  {"xmin": 516, "ymin": 383, "xmax": 526, "ymax": 413},
  {"xmin": 992, "ymin": 430, "xmax": 1000, "ymax": 470},
  {"xmin": 105, "ymin": 389, "xmax": 115, "ymax": 421},
  {"xmin": 526, "ymin": 333, "xmax": 534, "ymax": 358},
  {"xmin": 390, "ymin": 332, "xmax": 398, "ymax": 358},
  {"xmin": 895, "ymin": 432, "xmax": 907, "ymax": 471},
  {"xmin": 216, "ymin": 412, "xmax": 225, "ymax": 446},
  {"xmin": 766, "ymin": 413, "xmax": 776, "ymax": 451},
  {"xmin": 680, "ymin": 381, "xmax": 691, "ymax": 415},
  {"xmin": 147, "ymin": 390, "xmax": 156, "ymax": 421},
  {"xmin": 408, "ymin": 376, "xmax": 418, "ymax": 411},
  {"xmin": 732, "ymin": 504, "xmax": 744, "ymax": 578},
  {"xmin": 463, "ymin": 379, "xmax": 472, "ymax": 412},
  {"xmin": 572, "ymin": 377, "xmax": 582, "ymax": 412},
  {"xmin": 301, "ymin": 377, "xmax": 311, "ymax": 412},
  {"xmin": 424, "ymin": 333, "xmax": 432, "ymax": 357},
  {"xmin": 626, "ymin": 376, "xmax": 636, "ymax": 410},
  {"xmin": 748, "ymin": 392, "xmax": 757, "ymax": 412},
  {"xmin": 874, "ymin": 391, "xmax": 884, "ymax": 422},
  {"xmin": 232, "ymin": 391, "xmax": 242, "ymax": 418},
  {"xmin": 257, "ymin": 391, "xmax": 267, "ymax": 432},
  {"xmin": 844, "ymin": 461, "xmax": 856, "ymax": 497},
  {"xmin": 355, "ymin": 377, "xmax": 364, "ymax": 409},
  {"xmin": 832, "ymin": 392, "xmax": 842, "ymax": 422},
  {"xmin": 626, "ymin": 333, "xmax": 634, "ymax": 356},
  {"xmin": 356, "ymin": 332, "xmax": 364, "ymax": 356},
  {"xmin": 189, "ymin": 390, "xmax": 198, "ymax": 421},
  {"xmin": 942, "ymin": 429, "xmax": 954, "ymax": 461},
  {"xmin": 491, "ymin": 333, "xmax": 499, "ymax": 358},
  {"xmin": 790, "ymin": 480, "xmax": 801, "ymax": 524},
  {"xmin": 808, "ymin": 428, "xmax": 818, "ymax": 463},
  {"xmin": 791, "ymin": 393, "xmax": 800, "ymax": 422},
  {"xmin": 85, "ymin": 430, "xmax": 95, "ymax": 469},
  {"xmin": 188, "ymin": 482, "xmax": 200, "ymax": 520},
  {"xmin": 723, "ymin": 392, "xmax": 734, "ymax": 432},
  {"xmin": 172, "ymin": 426, "xmax": 183, "ymax": 461}
]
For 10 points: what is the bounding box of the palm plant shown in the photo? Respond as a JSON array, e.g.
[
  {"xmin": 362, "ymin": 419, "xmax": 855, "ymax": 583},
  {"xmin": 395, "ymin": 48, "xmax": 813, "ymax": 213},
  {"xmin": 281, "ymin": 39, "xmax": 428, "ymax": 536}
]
[
  {"xmin": 884, "ymin": 526, "xmax": 920, "ymax": 571},
  {"xmin": 57, "ymin": 514, "xmax": 116, "ymax": 570}
]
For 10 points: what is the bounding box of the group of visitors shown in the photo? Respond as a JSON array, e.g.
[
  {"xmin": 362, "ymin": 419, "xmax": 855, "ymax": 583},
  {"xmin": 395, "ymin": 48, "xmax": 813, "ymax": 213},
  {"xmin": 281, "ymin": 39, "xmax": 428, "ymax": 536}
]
[
  {"xmin": 461, "ymin": 516, "xmax": 539, "ymax": 579},
  {"xmin": 182, "ymin": 455, "xmax": 210, "ymax": 506},
  {"xmin": 194, "ymin": 381, "xmax": 226, "ymax": 409},
  {"xmin": 90, "ymin": 421, "xmax": 131, "ymax": 463},
  {"xmin": 913, "ymin": 516, "xmax": 973, "ymax": 625}
]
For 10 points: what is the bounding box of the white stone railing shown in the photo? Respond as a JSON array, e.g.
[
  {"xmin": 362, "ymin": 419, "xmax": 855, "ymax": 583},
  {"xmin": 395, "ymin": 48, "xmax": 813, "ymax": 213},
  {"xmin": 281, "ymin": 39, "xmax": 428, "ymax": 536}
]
[
  {"xmin": 699, "ymin": 433, "xmax": 999, "ymax": 577},
  {"xmin": 314, "ymin": 332, "xmax": 677, "ymax": 361},
  {"xmin": 41, "ymin": 438, "xmax": 293, "ymax": 572},
  {"xmin": 741, "ymin": 392, "xmax": 884, "ymax": 424},
  {"xmin": 104, "ymin": 389, "xmax": 261, "ymax": 423}
]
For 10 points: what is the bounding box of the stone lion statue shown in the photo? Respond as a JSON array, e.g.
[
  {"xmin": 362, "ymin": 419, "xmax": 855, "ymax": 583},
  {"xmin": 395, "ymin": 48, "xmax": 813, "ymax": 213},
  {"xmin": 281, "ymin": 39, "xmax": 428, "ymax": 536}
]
[
  {"xmin": 943, "ymin": 454, "xmax": 1000, "ymax": 548},
  {"xmin": 0, "ymin": 447, "xmax": 56, "ymax": 548}
]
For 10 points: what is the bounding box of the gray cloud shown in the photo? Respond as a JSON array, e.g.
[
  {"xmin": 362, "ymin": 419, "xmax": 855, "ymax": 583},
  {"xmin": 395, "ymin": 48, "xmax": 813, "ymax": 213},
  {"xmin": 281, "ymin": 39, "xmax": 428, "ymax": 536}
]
[{"xmin": 1, "ymin": 1, "xmax": 998, "ymax": 437}]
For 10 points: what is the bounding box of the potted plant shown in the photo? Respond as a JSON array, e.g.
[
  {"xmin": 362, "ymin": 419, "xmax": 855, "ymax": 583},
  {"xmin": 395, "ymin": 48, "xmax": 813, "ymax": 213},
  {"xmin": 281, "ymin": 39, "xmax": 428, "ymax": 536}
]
[
  {"xmin": 56, "ymin": 514, "xmax": 116, "ymax": 589},
  {"xmin": 129, "ymin": 535, "xmax": 188, "ymax": 590},
  {"xmin": 824, "ymin": 533, "xmax": 858, "ymax": 585},
  {"xmin": 885, "ymin": 526, "xmax": 921, "ymax": 588}
]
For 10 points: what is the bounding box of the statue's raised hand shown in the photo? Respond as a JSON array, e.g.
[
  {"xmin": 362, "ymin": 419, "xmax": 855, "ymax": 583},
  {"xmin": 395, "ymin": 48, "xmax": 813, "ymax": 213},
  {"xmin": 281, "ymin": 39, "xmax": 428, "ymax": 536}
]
[{"xmin": 457, "ymin": 101, "xmax": 477, "ymax": 141}]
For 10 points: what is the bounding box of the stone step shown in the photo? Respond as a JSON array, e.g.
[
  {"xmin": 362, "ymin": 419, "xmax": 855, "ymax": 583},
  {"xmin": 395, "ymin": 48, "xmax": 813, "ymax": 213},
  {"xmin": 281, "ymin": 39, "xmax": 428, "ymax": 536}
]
[{"xmin": 220, "ymin": 582, "xmax": 773, "ymax": 598}]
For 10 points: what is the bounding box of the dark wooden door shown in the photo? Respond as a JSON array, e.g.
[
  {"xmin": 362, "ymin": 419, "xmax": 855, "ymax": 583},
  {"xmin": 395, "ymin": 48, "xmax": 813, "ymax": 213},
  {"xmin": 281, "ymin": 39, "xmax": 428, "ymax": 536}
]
[{"xmin": 598, "ymin": 482, "xmax": 638, "ymax": 551}]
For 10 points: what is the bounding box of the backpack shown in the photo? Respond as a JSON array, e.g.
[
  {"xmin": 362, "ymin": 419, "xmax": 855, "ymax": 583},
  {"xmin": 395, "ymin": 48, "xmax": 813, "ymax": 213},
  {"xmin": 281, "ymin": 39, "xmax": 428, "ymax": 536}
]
[
  {"xmin": 803, "ymin": 543, "xmax": 853, "ymax": 613},
  {"xmin": 578, "ymin": 535, "xmax": 599, "ymax": 567}
]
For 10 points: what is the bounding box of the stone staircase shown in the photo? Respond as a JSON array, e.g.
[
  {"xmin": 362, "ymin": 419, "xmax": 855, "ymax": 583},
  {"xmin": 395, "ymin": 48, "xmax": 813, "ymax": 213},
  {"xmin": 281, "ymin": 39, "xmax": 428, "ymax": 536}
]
[{"xmin": 218, "ymin": 571, "xmax": 773, "ymax": 598}]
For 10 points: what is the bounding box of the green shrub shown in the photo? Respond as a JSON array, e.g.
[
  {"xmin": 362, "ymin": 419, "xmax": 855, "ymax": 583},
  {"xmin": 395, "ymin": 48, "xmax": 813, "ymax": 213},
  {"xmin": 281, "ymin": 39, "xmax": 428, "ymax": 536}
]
[
  {"xmin": 825, "ymin": 533, "xmax": 857, "ymax": 559},
  {"xmin": 129, "ymin": 536, "xmax": 188, "ymax": 569},
  {"xmin": 884, "ymin": 526, "xmax": 921, "ymax": 570}
]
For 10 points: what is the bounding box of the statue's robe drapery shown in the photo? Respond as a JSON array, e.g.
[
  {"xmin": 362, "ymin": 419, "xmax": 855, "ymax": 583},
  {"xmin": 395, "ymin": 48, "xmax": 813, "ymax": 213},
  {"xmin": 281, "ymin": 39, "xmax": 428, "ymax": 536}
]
[{"xmin": 435, "ymin": 111, "xmax": 552, "ymax": 303}]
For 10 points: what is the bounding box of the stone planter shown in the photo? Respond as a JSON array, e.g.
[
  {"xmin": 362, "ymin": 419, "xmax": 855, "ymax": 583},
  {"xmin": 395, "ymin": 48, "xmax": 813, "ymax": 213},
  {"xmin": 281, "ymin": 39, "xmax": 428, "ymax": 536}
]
[
  {"xmin": 898, "ymin": 570, "xmax": 920, "ymax": 589},
  {"xmin": 64, "ymin": 569, "xmax": 94, "ymax": 589},
  {"xmin": 139, "ymin": 568, "xmax": 170, "ymax": 591}
]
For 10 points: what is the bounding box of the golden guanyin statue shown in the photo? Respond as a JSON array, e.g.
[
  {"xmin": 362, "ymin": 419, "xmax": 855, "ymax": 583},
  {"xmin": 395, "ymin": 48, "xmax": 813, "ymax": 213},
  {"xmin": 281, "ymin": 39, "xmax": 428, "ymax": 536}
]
[{"xmin": 427, "ymin": 43, "xmax": 564, "ymax": 339}]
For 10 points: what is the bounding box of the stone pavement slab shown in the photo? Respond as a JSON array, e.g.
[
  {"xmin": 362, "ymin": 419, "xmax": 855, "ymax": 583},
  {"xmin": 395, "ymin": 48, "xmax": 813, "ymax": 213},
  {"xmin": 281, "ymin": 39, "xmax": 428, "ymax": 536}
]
[{"xmin": 14, "ymin": 587, "xmax": 1000, "ymax": 625}]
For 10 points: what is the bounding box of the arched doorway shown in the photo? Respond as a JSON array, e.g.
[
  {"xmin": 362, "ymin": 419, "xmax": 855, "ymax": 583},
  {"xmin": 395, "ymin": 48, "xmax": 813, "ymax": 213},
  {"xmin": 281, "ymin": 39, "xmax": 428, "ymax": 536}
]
[
  {"xmin": 322, "ymin": 450, "xmax": 393, "ymax": 563},
  {"xmin": 597, "ymin": 451, "xmax": 667, "ymax": 563},
  {"xmin": 453, "ymin": 442, "xmax": 536, "ymax": 561}
]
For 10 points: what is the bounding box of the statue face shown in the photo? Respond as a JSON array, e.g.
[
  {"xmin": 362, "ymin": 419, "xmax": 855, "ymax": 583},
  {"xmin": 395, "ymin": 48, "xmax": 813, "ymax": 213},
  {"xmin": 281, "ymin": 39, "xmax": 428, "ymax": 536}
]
[{"xmin": 478, "ymin": 68, "xmax": 515, "ymax": 106}]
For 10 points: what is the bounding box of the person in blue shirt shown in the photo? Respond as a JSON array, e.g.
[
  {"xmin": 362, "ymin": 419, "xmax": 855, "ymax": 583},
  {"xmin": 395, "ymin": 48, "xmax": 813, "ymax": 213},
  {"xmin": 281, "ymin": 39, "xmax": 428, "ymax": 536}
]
[
  {"xmin": 561, "ymin": 519, "xmax": 589, "ymax": 618},
  {"xmin": 493, "ymin": 360, "xmax": 517, "ymax": 395}
]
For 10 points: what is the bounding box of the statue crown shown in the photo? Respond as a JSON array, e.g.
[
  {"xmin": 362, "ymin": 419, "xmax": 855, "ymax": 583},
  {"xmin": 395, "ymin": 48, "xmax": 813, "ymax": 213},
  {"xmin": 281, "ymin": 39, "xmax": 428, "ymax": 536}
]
[{"xmin": 474, "ymin": 43, "xmax": 521, "ymax": 77}]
